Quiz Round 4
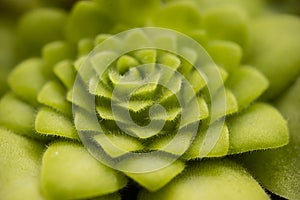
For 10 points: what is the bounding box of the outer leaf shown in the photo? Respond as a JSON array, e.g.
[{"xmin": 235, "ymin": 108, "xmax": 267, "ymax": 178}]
[
  {"xmin": 0, "ymin": 129, "xmax": 44, "ymax": 200},
  {"xmin": 139, "ymin": 159, "xmax": 270, "ymax": 200},
  {"xmin": 41, "ymin": 141, "xmax": 127, "ymax": 200},
  {"xmin": 246, "ymin": 15, "xmax": 300, "ymax": 99},
  {"xmin": 239, "ymin": 77, "xmax": 300, "ymax": 200},
  {"xmin": 203, "ymin": 6, "xmax": 248, "ymax": 47},
  {"xmin": 8, "ymin": 58, "xmax": 47, "ymax": 105},
  {"xmin": 42, "ymin": 41, "xmax": 75, "ymax": 76},
  {"xmin": 123, "ymin": 158, "xmax": 185, "ymax": 191},
  {"xmin": 15, "ymin": 8, "xmax": 67, "ymax": 59},
  {"xmin": 228, "ymin": 103, "xmax": 288, "ymax": 154},
  {"xmin": 65, "ymin": 1, "xmax": 113, "ymax": 43},
  {"xmin": 53, "ymin": 60, "xmax": 76, "ymax": 89},
  {"xmin": 207, "ymin": 40, "xmax": 242, "ymax": 73},
  {"xmin": 100, "ymin": 0, "xmax": 160, "ymax": 27},
  {"xmin": 226, "ymin": 66, "xmax": 269, "ymax": 109},
  {"xmin": 0, "ymin": 93, "xmax": 35, "ymax": 137},
  {"xmin": 35, "ymin": 107, "xmax": 78, "ymax": 139},
  {"xmin": 94, "ymin": 133, "xmax": 144, "ymax": 157},
  {"xmin": 0, "ymin": 24, "xmax": 15, "ymax": 96},
  {"xmin": 149, "ymin": 1, "xmax": 202, "ymax": 33},
  {"xmin": 37, "ymin": 81, "xmax": 72, "ymax": 116},
  {"xmin": 184, "ymin": 121, "xmax": 229, "ymax": 159}
]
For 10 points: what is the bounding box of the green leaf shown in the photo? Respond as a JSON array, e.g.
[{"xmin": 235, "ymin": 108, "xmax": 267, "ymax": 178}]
[
  {"xmin": 211, "ymin": 88, "xmax": 238, "ymax": 121},
  {"xmin": 123, "ymin": 158, "xmax": 185, "ymax": 191},
  {"xmin": 94, "ymin": 132, "xmax": 144, "ymax": 157},
  {"xmin": 91, "ymin": 51, "xmax": 118, "ymax": 77},
  {"xmin": 78, "ymin": 38, "xmax": 94, "ymax": 56},
  {"xmin": 53, "ymin": 60, "xmax": 76, "ymax": 89},
  {"xmin": 148, "ymin": 129, "xmax": 194, "ymax": 155},
  {"xmin": 150, "ymin": 1, "xmax": 202, "ymax": 33},
  {"xmin": 8, "ymin": 58, "xmax": 47, "ymax": 106},
  {"xmin": 123, "ymin": 29, "xmax": 151, "ymax": 50},
  {"xmin": 35, "ymin": 107, "xmax": 78, "ymax": 139},
  {"xmin": 203, "ymin": 6, "xmax": 248, "ymax": 47},
  {"xmin": 154, "ymin": 34, "xmax": 177, "ymax": 52},
  {"xmin": 133, "ymin": 49, "xmax": 157, "ymax": 65},
  {"xmin": 0, "ymin": 129, "xmax": 44, "ymax": 200},
  {"xmin": 65, "ymin": 1, "xmax": 113, "ymax": 43},
  {"xmin": 69, "ymin": 79, "xmax": 94, "ymax": 111},
  {"xmin": 116, "ymin": 55, "xmax": 139, "ymax": 75},
  {"xmin": 41, "ymin": 141, "xmax": 127, "ymax": 199},
  {"xmin": 226, "ymin": 66, "xmax": 269, "ymax": 109},
  {"xmin": 139, "ymin": 160, "xmax": 270, "ymax": 200},
  {"xmin": 74, "ymin": 108, "xmax": 100, "ymax": 132},
  {"xmin": 228, "ymin": 103, "xmax": 289, "ymax": 154},
  {"xmin": 89, "ymin": 78, "xmax": 113, "ymax": 99},
  {"xmin": 0, "ymin": 24, "xmax": 15, "ymax": 95},
  {"xmin": 16, "ymin": 8, "xmax": 67, "ymax": 59},
  {"xmin": 207, "ymin": 40, "xmax": 242, "ymax": 73},
  {"xmin": 184, "ymin": 121, "xmax": 229, "ymax": 159},
  {"xmin": 191, "ymin": 0, "xmax": 265, "ymax": 17},
  {"xmin": 157, "ymin": 52, "xmax": 181, "ymax": 70},
  {"xmin": 42, "ymin": 41, "xmax": 75, "ymax": 76},
  {"xmin": 38, "ymin": 81, "xmax": 72, "ymax": 116},
  {"xmin": 113, "ymin": 0, "xmax": 160, "ymax": 26},
  {"xmin": 188, "ymin": 69, "xmax": 207, "ymax": 92},
  {"xmin": 246, "ymin": 15, "xmax": 300, "ymax": 99},
  {"xmin": 239, "ymin": 77, "xmax": 300, "ymax": 200},
  {"xmin": 0, "ymin": 93, "xmax": 36, "ymax": 137}
]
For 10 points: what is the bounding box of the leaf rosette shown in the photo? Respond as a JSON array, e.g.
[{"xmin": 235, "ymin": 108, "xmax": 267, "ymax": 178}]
[
  {"xmin": 0, "ymin": 0, "xmax": 298, "ymax": 199},
  {"xmin": 72, "ymin": 28, "xmax": 227, "ymax": 175}
]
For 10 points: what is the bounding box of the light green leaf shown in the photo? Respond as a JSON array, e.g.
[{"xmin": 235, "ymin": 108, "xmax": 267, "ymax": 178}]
[
  {"xmin": 42, "ymin": 41, "xmax": 75, "ymax": 76},
  {"xmin": 0, "ymin": 129, "xmax": 44, "ymax": 200},
  {"xmin": 89, "ymin": 78, "xmax": 112, "ymax": 99},
  {"xmin": 133, "ymin": 49, "xmax": 157, "ymax": 65},
  {"xmin": 41, "ymin": 141, "xmax": 127, "ymax": 199},
  {"xmin": 118, "ymin": 0, "xmax": 160, "ymax": 25},
  {"xmin": 124, "ymin": 159, "xmax": 185, "ymax": 192},
  {"xmin": 184, "ymin": 121, "xmax": 229, "ymax": 159},
  {"xmin": 65, "ymin": 1, "xmax": 113, "ymax": 43},
  {"xmin": 207, "ymin": 40, "xmax": 242, "ymax": 73},
  {"xmin": 157, "ymin": 52, "xmax": 181, "ymax": 70},
  {"xmin": 203, "ymin": 6, "xmax": 248, "ymax": 47},
  {"xmin": 116, "ymin": 55, "xmax": 139, "ymax": 75},
  {"xmin": 228, "ymin": 103, "xmax": 289, "ymax": 154},
  {"xmin": 211, "ymin": 88, "xmax": 238, "ymax": 121},
  {"xmin": 94, "ymin": 132, "xmax": 144, "ymax": 157},
  {"xmin": 239, "ymin": 77, "xmax": 300, "ymax": 200},
  {"xmin": 38, "ymin": 81, "xmax": 72, "ymax": 116},
  {"xmin": 16, "ymin": 8, "xmax": 67, "ymax": 59},
  {"xmin": 139, "ymin": 160, "xmax": 270, "ymax": 200},
  {"xmin": 123, "ymin": 29, "xmax": 151, "ymax": 50},
  {"xmin": 8, "ymin": 58, "xmax": 47, "ymax": 106},
  {"xmin": 150, "ymin": 1, "xmax": 202, "ymax": 33},
  {"xmin": 226, "ymin": 66, "xmax": 269, "ymax": 109},
  {"xmin": 35, "ymin": 107, "xmax": 78, "ymax": 139},
  {"xmin": 53, "ymin": 60, "xmax": 76, "ymax": 89},
  {"xmin": 246, "ymin": 15, "xmax": 300, "ymax": 99},
  {"xmin": 148, "ymin": 129, "xmax": 194, "ymax": 155},
  {"xmin": 188, "ymin": 69, "xmax": 207, "ymax": 92},
  {"xmin": 0, "ymin": 93, "xmax": 36, "ymax": 137},
  {"xmin": 78, "ymin": 38, "xmax": 94, "ymax": 56}
]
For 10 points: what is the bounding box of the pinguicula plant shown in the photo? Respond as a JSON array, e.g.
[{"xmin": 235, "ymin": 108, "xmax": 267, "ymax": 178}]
[{"xmin": 0, "ymin": 0, "xmax": 299, "ymax": 200}]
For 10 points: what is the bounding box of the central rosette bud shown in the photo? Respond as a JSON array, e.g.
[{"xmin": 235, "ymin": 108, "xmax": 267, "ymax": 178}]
[
  {"xmin": 97, "ymin": 50, "xmax": 204, "ymax": 139},
  {"xmin": 73, "ymin": 28, "xmax": 226, "ymax": 173}
]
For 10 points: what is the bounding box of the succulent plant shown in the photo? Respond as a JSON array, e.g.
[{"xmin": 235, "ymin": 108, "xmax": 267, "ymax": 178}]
[{"xmin": 0, "ymin": 0, "xmax": 299, "ymax": 200}]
